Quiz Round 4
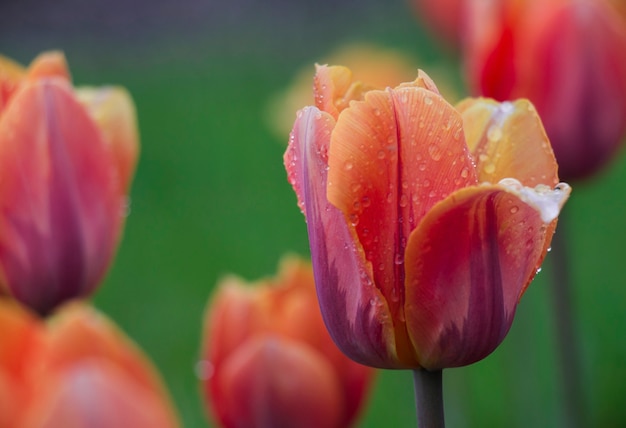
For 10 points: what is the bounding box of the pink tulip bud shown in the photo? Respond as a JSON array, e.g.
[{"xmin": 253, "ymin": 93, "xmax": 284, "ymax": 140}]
[{"xmin": 0, "ymin": 52, "xmax": 139, "ymax": 314}]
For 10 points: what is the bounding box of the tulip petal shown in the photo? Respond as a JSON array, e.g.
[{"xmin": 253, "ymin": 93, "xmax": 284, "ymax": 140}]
[
  {"xmin": 404, "ymin": 181, "xmax": 570, "ymax": 369},
  {"xmin": 21, "ymin": 360, "xmax": 179, "ymax": 428},
  {"xmin": 457, "ymin": 97, "xmax": 558, "ymax": 187},
  {"xmin": 285, "ymin": 106, "xmax": 397, "ymax": 367},
  {"xmin": 326, "ymin": 82, "xmax": 477, "ymax": 355},
  {"xmin": 0, "ymin": 55, "xmax": 26, "ymax": 111},
  {"xmin": 76, "ymin": 86, "xmax": 140, "ymax": 194},
  {"xmin": 25, "ymin": 51, "xmax": 71, "ymax": 83},
  {"xmin": 313, "ymin": 64, "xmax": 375, "ymax": 119},
  {"xmin": 0, "ymin": 79, "xmax": 121, "ymax": 314},
  {"xmin": 216, "ymin": 336, "xmax": 343, "ymax": 428}
]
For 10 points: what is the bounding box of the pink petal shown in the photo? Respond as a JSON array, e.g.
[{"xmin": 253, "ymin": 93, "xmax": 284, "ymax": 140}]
[
  {"xmin": 284, "ymin": 106, "xmax": 397, "ymax": 367},
  {"xmin": 404, "ymin": 182, "xmax": 569, "ymax": 369}
]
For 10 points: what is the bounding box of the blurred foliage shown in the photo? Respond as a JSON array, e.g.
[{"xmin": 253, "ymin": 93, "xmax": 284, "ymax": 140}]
[{"xmin": 1, "ymin": 0, "xmax": 625, "ymax": 426}]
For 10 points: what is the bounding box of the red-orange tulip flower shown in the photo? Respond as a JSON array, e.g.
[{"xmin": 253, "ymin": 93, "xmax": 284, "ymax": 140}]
[
  {"xmin": 284, "ymin": 65, "xmax": 570, "ymax": 369},
  {"xmin": 200, "ymin": 256, "xmax": 373, "ymax": 428},
  {"xmin": 0, "ymin": 299, "xmax": 180, "ymax": 428},
  {"xmin": 0, "ymin": 52, "xmax": 139, "ymax": 314},
  {"xmin": 465, "ymin": 0, "xmax": 626, "ymax": 180}
]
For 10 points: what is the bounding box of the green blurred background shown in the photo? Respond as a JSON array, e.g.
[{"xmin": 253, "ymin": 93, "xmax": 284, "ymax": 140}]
[{"xmin": 1, "ymin": 0, "xmax": 625, "ymax": 426}]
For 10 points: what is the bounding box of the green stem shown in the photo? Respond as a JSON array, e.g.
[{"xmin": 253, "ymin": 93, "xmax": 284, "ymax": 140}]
[
  {"xmin": 550, "ymin": 217, "xmax": 585, "ymax": 428},
  {"xmin": 413, "ymin": 369, "xmax": 445, "ymax": 428}
]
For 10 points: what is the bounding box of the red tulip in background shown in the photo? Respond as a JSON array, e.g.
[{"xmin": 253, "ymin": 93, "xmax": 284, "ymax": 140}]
[
  {"xmin": 0, "ymin": 300, "xmax": 180, "ymax": 428},
  {"xmin": 200, "ymin": 256, "xmax": 373, "ymax": 428},
  {"xmin": 285, "ymin": 65, "xmax": 570, "ymax": 370},
  {"xmin": 0, "ymin": 52, "xmax": 139, "ymax": 314},
  {"xmin": 465, "ymin": 0, "xmax": 626, "ymax": 180}
]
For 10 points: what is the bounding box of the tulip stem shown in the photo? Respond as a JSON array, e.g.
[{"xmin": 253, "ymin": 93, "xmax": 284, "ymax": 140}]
[
  {"xmin": 550, "ymin": 218, "xmax": 585, "ymax": 428},
  {"xmin": 413, "ymin": 369, "xmax": 445, "ymax": 428}
]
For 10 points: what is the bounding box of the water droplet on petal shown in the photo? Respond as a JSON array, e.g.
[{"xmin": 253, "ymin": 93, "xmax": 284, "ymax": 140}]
[
  {"xmin": 510, "ymin": 205, "xmax": 519, "ymax": 214},
  {"xmin": 483, "ymin": 163, "xmax": 496, "ymax": 174},
  {"xmin": 344, "ymin": 161, "xmax": 354, "ymax": 171}
]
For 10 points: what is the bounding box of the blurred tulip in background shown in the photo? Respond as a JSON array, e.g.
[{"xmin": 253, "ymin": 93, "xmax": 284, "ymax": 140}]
[
  {"xmin": 0, "ymin": 299, "xmax": 179, "ymax": 428},
  {"xmin": 200, "ymin": 256, "xmax": 373, "ymax": 428},
  {"xmin": 0, "ymin": 52, "xmax": 139, "ymax": 314},
  {"xmin": 464, "ymin": 0, "xmax": 626, "ymax": 180}
]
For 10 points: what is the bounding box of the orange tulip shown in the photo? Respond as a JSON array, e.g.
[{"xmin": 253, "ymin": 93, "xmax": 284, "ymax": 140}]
[
  {"xmin": 0, "ymin": 52, "xmax": 139, "ymax": 314},
  {"xmin": 0, "ymin": 299, "xmax": 180, "ymax": 428},
  {"xmin": 465, "ymin": 0, "xmax": 626, "ymax": 180},
  {"xmin": 200, "ymin": 256, "xmax": 373, "ymax": 428},
  {"xmin": 284, "ymin": 65, "xmax": 570, "ymax": 369}
]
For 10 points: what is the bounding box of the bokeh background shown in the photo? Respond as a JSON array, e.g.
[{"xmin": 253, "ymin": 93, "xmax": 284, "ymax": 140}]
[{"xmin": 1, "ymin": 0, "xmax": 625, "ymax": 426}]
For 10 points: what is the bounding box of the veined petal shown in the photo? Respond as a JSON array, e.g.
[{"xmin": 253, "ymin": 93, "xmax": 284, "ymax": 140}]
[
  {"xmin": 314, "ymin": 65, "xmax": 374, "ymax": 120},
  {"xmin": 457, "ymin": 97, "xmax": 558, "ymax": 187},
  {"xmin": 0, "ymin": 79, "xmax": 121, "ymax": 314},
  {"xmin": 76, "ymin": 86, "xmax": 140, "ymax": 194},
  {"xmin": 285, "ymin": 106, "xmax": 397, "ymax": 368},
  {"xmin": 404, "ymin": 181, "xmax": 570, "ymax": 369},
  {"xmin": 326, "ymin": 83, "xmax": 477, "ymax": 361}
]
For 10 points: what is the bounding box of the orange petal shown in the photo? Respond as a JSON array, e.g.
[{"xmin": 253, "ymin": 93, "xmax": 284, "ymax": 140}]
[
  {"xmin": 313, "ymin": 64, "xmax": 375, "ymax": 119},
  {"xmin": 20, "ymin": 360, "xmax": 179, "ymax": 428},
  {"xmin": 0, "ymin": 55, "xmax": 26, "ymax": 111},
  {"xmin": 457, "ymin": 97, "xmax": 558, "ymax": 187},
  {"xmin": 327, "ymin": 81, "xmax": 477, "ymax": 334},
  {"xmin": 40, "ymin": 303, "xmax": 174, "ymax": 407},
  {"xmin": 25, "ymin": 51, "xmax": 71, "ymax": 83},
  {"xmin": 0, "ymin": 300, "xmax": 43, "ymax": 427},
  {"xmin": 75, "ymin": 86, "xmax": 140, "ymax": 194},
  {"xmin": 404, "ymin": 181, "xmax": 570, "ymax": 369}
]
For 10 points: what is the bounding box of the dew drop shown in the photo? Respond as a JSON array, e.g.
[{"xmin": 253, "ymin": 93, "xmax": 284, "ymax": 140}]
[
  {"xmin": 394, "ymin": 253, "xmax": 404, "ymax": 265},
  {"xmin": 424, "ymin": 96, "xmax": 433, "ymax": 105},
  {"xmin": 460, "ymin": 167, "xmax": 469, "ymax": 178},
  {"xmin": 483, "ymin": 163, "xmax": 496, "ymax": 174},
  {"xmin": 428, "ymin": 144, "xmax": 443, "ymax": 161},
  {"xmin": 349, "ymin": 213, "xmax": 359, "ymax": 226},
  {"xmin": 487, "ymin": 126, "xmax": 502, "ymax": 142},
  {"xmin": 344, "ymin": 161, "xmax": 354, "ymax": 171},
  {"xmin": 377, "ymin": 149, "xmax": 386, "ymax": 159},
  {"xmin": 399, "ymin": 194, "xmax": 408, "ymax": 208},
  {"xmin": 362, "ymin": 196, "xmax": 372, "ymax": 207},
  {"xmin": 510, "ymin": 205, "xmax": 519, "ymax": 214}
]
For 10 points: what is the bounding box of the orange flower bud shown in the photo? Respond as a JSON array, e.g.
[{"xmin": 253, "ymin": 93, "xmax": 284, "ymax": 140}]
[
  {"xmin": 0, "ymin": 300, "xmax": 180, "ymax": 428},
  {"xmin": 200, "ymin": 256, "xmax": 373, "ymax": 428}
]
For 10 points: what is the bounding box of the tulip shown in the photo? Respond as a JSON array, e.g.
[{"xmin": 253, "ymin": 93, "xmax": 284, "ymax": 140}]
[
  {"xmin": 464, "ymin": 0, "xmax": 626, "ymax": 180},
  {"xmin": 200, "ymin": 256, "xmax": 373, "ymax": 428},
  {"xmin": 0, "ymin": 299, "xmax": 180, "ymax": 428},
  {"xmin": 284, "ymin": 65, "xmax": 570, "ymax": 370},
  {"xmin": 0, "ymin": 52, "xmax": 139, "ymax": 314}
]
